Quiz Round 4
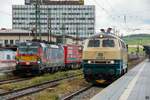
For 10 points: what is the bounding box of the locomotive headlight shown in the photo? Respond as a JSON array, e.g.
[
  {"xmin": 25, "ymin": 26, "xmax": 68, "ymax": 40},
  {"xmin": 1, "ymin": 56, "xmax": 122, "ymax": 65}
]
[
  {"xmin": 16, "ymin": 59, "xmax": 19, "ymax": 64},
  {"xmin": 37, "ymin": 57, "xmax": 41, "ymax": 64},
  {"xmin": 110, "ymin": 60, "xmax": 115, "ymax": 64},
  {"xmin": 16, "ymin": 61, "xmax": 19, "ymax": 64},
  {"xmin": 88, "ymin": 61, "xmax": 91, "ymax": 64},
  {"xmin": 100, "ymin": 35, "xmax": 103, "ymax": 38},
  {"xmin": 26, "ymin": 62, "xmax": 30, "ymax": 65},
  {"xmin": 37, "ymin": 61, "xmax": 41, "ymax": 64}
]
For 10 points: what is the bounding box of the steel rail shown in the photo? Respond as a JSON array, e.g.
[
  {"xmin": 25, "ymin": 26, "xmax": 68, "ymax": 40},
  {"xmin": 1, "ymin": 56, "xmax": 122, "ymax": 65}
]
[
  {"xmin": 62, "ymin": 84, "xmax": 93, "ymax": 100},
  {"xmin": 0, "ymin": 73, "xmax": 82, "ymax": 100},
  {"xmin": 0, "ymin": 78, "xmax": 31, "ymax": 85}
]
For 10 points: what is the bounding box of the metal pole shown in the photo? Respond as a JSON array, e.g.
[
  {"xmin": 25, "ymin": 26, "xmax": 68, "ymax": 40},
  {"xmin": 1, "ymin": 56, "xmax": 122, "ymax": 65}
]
[
  {"xmin": 35, "ymin": 3, "xmax": 38, "ymax": 39},
  {"xmin": 49, "ymin": 10, "xmax": 52, "ymax": 43},
  {"xmin": 35, "ymin": 0, "xmax": 41, "ymax": 40},
  {"xmin": 62, "ymin": 24, "xmax": 65, "ymax": 44},
  {"xmin": 38, "ymin": 6, "xmax": 41, "ymax": 40},
  {"xmin": 29, "ymin": 31, "xmax": 31, "ymax": 40},
  {"xmin": 47, "ymin": 15, "xmax": 50, "ymax": 42},
  {"xmin": 76, "ymin": 25, "xmax": 79, "ymax": 45},
  {"xmin": 47, "ymin": 8, "xmax": 52, "ymax": 43}
]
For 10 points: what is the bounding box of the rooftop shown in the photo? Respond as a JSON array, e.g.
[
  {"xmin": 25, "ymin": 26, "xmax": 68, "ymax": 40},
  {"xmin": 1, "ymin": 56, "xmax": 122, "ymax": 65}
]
[
  {"xmin": 25, "ymin": 0, "xmax": 84, "ymax": 5},
  {"xmin": 0, "ymin": 29, "xmax": 29, "ymax": 34}
]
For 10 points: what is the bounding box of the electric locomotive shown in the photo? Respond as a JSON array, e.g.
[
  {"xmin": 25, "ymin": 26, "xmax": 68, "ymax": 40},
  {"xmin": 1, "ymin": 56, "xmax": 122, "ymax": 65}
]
[
  {"xmin": 15, "ymin": 41, "xmax": 82, "ymax": 75},
  {"xmin": 82, "ymin": 33, "xmax": 128, "ymax": 83},
  {"xmin": 15, "ymin": 41, "xmax": 64, "ymax": 74},
  {"xmin": 63, "ymin": 44, "xmax": 82, "ymax": 69}
]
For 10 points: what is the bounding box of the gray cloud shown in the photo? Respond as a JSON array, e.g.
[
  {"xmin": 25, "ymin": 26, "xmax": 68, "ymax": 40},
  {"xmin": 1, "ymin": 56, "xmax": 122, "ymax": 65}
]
[
  {"xmin": 87, "ymin": 0, "xmax": 150, "ymax": 31},
  {"xmin": 0, "ymin": 0, "xmax": 149, "ymax": 34}
]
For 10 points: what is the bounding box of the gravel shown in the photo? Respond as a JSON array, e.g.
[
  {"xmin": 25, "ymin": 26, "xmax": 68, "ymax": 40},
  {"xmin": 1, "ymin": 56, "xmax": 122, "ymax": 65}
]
[{"xmin": 71, "ymin": 86, "xmax": 103, "ymax": 100}]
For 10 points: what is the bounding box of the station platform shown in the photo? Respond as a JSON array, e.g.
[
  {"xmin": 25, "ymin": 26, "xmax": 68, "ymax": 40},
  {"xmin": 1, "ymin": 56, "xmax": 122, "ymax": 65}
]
[{"xmin": 91, "ymin": 59, "xmax": 150, "ymax": 100}]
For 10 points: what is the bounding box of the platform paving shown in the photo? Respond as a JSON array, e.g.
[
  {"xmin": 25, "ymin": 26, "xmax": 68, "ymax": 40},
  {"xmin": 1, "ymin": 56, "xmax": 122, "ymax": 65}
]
[{"xmin": 91, "ymin": 59, "xmax": 150, "ymax": 100}]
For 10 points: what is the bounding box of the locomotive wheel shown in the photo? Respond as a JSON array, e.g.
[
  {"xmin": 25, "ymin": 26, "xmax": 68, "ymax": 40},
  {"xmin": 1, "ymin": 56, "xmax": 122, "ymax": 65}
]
[
  {"xmin": 51, "ymin": 68, "xmax": 55, "ymax": 73},
  {"xmin": 13, "ymin": 70, "xmax": 19, "ymax": 76},
  {"xmin": 121, "ymin": 69, "xmax": 124, "ymax": 76},
  {"xmin": 38, "ymin": 66, "xmax": 44, "ymax": 75},
  {"xmin": 71, "ymin": 65, "xmax": 74, "ymax": 69},
  {"xmin": 84, "ymin": 76, "xmax": 90, "ymax": 82},
  {"xmin": 47, "ymin": 68, "xmax": 52, "ymax": 73},
  {"xmin": 125, "ymin": 68, "xmax": 128, "ymax": 73}
]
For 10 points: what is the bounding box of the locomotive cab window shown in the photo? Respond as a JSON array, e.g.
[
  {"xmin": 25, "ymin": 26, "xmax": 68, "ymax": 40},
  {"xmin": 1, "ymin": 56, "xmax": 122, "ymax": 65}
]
[
  {"xmin": 121, "ymin": 41, "xmax": 126, "ymax": 49},
  {"xmin": 102, "ymin": 39, "xmax": 115, "ymax": 47},
  {"xmin": 19, "ymin": 47, "xmax": 38, "ymax": 54},
  {"xmin": 88, "ymin": 39, "xmax": 100, "ymax": 47},
  {"xmin": 6, "ymin": 55, "xmax": 11, "ymax": 60}
]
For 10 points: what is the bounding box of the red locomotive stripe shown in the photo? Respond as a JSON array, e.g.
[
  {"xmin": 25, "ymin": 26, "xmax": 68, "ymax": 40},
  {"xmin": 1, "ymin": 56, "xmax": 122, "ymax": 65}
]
[{"xmin": 0, "ymin": 60, "xmax": 16, "ymax": 63}]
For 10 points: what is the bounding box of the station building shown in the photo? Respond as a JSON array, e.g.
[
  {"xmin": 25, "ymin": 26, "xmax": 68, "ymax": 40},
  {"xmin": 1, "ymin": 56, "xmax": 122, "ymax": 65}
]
[
  {"xmin": 12, "ymin": 0, "xmax": 95, "ymax": 38},
  {"xmin": 25, "ymin": 0, "xmax": 84, "ymax": 5},
  {"xmin": 0, "ymin": 29, "xmax": 84, "ymax": 47}
]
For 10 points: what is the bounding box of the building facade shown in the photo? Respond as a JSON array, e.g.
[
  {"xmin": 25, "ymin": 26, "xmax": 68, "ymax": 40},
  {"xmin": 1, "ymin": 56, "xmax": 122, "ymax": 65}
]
[
  {"xmin": 0, "ymin": 29, "xmax": 37, "ymax": 46},
  {"xmin": 12, "ymin": 5, "xmax": 95, "ymax": 37},
  {"xmin": 0, "ymin": 29, "xmax": 84, "ymax": 47},
  {"xmin": 25, "ymin": 0, "xmax": 84, "ymax": 5}
]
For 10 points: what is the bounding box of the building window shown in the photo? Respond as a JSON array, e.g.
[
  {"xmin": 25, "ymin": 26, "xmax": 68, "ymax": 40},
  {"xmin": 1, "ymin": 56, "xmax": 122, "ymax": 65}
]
[
  {"xmin": 6, "ymin": 55, "xmax": 11, "ymax": 60},
  {"xmin": 0, "ymin": 40, "xmax": 3, "ymax": 47},
  {"xmin": 10, "ymin": 40, "xmax": 14, "ymax": 45},
  {"xmin": 4, "ymin": 40, "xmax": 8, "ymax": 45},
  {"xmin": 15, "ymin": 40, "xmax": 19, "ymax": 45}
]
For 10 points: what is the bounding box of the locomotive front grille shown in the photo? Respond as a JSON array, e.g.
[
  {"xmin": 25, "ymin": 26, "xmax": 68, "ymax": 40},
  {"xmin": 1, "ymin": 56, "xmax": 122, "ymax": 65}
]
[
  {"xmin": 90, "ymin": 60, "xmax": 114, "ymax": 64},
  {"xmin": 20, "ymin": 56, "xmax": 37, "ymax": 62},
  {"xmin": 94, "ymin": 61, "xmax": 107, "ymax": 64}
]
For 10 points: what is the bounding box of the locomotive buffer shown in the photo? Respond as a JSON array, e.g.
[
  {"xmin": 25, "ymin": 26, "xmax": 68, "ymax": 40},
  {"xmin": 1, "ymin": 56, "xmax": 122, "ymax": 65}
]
[{"xmin": 91, "ymin": 59, "xmax": 150, "ymax": 100}]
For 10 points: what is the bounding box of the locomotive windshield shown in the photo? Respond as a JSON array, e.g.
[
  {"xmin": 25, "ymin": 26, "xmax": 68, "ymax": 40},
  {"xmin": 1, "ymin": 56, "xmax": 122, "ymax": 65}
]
[
  {"xmin": 102, "ymin": 39, "xmax": 115, "ymax": 47},
  {"xmin": 88, "ymin": 40, "xmax": 100, "ymax": 47},
  {"xmin": 18, "ymin": 46, "xmax": 38, "ymax": 54}
]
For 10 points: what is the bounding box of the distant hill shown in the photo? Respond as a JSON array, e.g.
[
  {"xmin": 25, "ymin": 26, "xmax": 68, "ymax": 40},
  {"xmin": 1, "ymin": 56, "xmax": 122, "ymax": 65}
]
[
  {"xmin": 122, "ymin": 34, "xmax": 150, "ymax": 45},
  {"xmin": 123, "ymin": 34, "xmax": 150, "ymax": 38}
]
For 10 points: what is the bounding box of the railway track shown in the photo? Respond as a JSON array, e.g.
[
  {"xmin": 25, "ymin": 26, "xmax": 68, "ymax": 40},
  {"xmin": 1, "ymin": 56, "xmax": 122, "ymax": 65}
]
[
  {"xmin": 62, "ymin": 84, "xmax": 93, "ymax": 100},
  {"xmin": 62, "ymin": 85, "xmax": 104, "ymax": 100},
  {"xmin": 0, "ymin": 77, "xmax": 31, "ymax": 85},
  {"xmin": 0, "ymin": 73, "xmax": 82, "ymax": 100}
]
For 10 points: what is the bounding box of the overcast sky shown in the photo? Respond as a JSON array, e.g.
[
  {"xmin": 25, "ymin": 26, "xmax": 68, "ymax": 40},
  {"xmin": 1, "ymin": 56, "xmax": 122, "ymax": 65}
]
[{"xmin": 0, "ymin": 0, "xmax": 150, "ymax": 34}]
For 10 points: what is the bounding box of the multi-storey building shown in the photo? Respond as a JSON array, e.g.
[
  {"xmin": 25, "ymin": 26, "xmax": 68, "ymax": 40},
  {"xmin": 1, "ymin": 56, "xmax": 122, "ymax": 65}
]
[
  {"xmin": 12, "ymin": 1, "xmax": 95, "ymax": 38},
  {"xmin": 25, "ymin": 0, "xmax": 84, "ymax": 5}
]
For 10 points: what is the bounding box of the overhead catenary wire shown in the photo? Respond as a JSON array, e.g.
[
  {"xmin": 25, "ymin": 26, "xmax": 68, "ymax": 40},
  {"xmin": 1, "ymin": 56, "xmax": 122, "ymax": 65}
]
[
  {"xmin": 93, "ymin": 0, "xmax": 125, "ymax": 32},
  {"xmin": 96, "ymin": 0, "xmax": 144, "ymax": 34},
  {"xmin": 105, "ymin": 0, "xmax": 114, "ymax": 11},
  {"xmin": 92, "ymin": 0, "xmax": 148, "ymax": 33}
]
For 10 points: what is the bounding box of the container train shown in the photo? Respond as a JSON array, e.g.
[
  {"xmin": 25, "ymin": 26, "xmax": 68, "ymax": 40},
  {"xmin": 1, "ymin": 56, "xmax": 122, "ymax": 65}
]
[
  {"xmin": 82, "ymin": 33, "xmax": 128, "ymax": 83},
  {"xmin": 15, "ymin": 41, "xmax": 82, "ymax": 75}
]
